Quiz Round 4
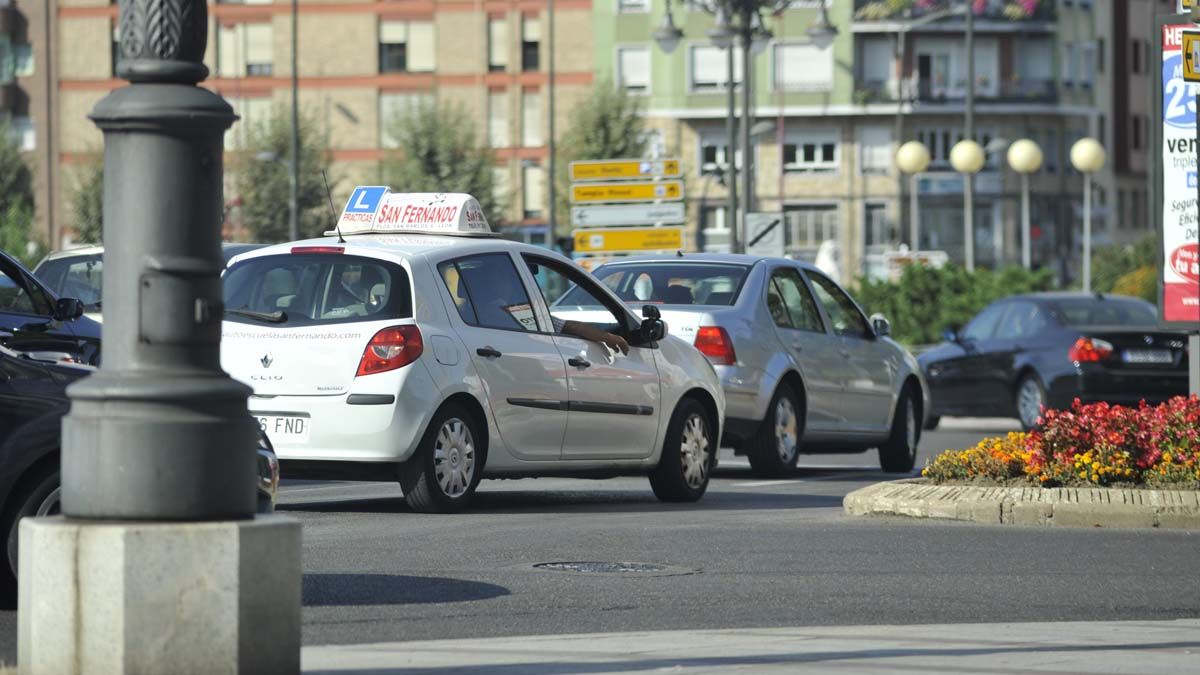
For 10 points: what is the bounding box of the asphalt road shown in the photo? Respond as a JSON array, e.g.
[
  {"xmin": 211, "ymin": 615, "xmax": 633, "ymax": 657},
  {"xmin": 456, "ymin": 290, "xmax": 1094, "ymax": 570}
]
[{"xmin": 1, "ymin": 418, "xmax": 1198, "ymax": 663}]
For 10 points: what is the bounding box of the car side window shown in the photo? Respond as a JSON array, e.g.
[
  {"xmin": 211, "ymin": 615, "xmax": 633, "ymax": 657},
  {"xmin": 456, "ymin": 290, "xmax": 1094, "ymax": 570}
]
[
  {"xmin": 439, "ymin": 253, "xmax": 538, "ymax": 333},
  {"xmin": 805, "ymin": 272, "xmax": 871, "ymax": 339},
  {"xmin": 773, "ymin": 269, "xmax": 825, "ymax": 333},
  {"xmin": 995, "ymin": 301, "xmax": 1048, "ymax": 340},
  {"xmin": 766, "ymin": 278, "xmax": 790, "ymax": 327},
  {"xmin": 962, "ymin": 303, "xmax": 1007, "ymax": 342},
  {"xmin": 0, "ymin": 263, "xmax": 42, "ymax": 316},
  {"xmin": 524, "ymin": 255, "xmax": 623, "ymax": 335}
]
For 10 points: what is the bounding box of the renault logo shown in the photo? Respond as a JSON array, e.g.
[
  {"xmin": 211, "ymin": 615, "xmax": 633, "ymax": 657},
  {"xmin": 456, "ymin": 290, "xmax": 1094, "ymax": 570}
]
[
  {"xmin": 260, "ymin": 352, "xmax": 274, "ymax": 368},
  {"xmin": 1144, "ymin": 335, "xmax": 1154, "ymax": 345}
]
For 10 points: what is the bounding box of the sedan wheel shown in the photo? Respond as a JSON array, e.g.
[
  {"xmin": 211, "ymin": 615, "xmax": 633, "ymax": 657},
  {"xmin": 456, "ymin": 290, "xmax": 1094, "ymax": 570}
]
[
  {"xmin": 433, "ymin": 418, "xmax": 476, "ymax": 499},
  {"xmin": 748, "ymin": 385, "xmax": 803, "ymax": 477},
  {"xmin": 2, "ymin": 468, "xmax": 60, "ymax": 585},
  {"xmin": 773, "ymin": 396, "xmax": 799, "ymax": 467},
  {"xmin": 1016, "ymin": 376, "xmax": 1045, "ymax": 431},
  {"xmin": 879, "ymin": 390, "xmax": 919, "ymax": 473}
]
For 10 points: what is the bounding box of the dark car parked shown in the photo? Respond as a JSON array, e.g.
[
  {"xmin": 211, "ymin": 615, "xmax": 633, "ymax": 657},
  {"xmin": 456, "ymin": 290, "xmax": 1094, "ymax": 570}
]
[
  {"xmin": 0, "ymin": 345, "xmax": 278, "ymax": 589},
  {"xmin": 0, "ymin": 250, "xmax": 100, "ymax": 364},
  {"xmin": 919, "ymin": 293, "xmax": 1190, "ymax": 430}
]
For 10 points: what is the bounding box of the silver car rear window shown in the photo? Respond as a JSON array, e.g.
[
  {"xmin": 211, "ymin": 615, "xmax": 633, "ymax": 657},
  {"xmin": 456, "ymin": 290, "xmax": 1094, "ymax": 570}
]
[{"xmin": 578, "ymin": 263, "xmax": 750, "ymax": 307}]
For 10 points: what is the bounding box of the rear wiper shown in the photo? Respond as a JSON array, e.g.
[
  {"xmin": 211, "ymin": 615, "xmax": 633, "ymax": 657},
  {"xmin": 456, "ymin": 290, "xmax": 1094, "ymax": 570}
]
[{"xmin": 225, "ymin": 309, "xmax": 287, "ymax": 324}]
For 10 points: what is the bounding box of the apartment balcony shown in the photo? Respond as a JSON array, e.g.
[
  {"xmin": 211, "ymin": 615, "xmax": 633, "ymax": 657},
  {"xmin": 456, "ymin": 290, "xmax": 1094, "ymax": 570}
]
[
  {"xmin": 853, "ymin": 0, "xmax": 1057, "ymax": 25},
  {"xmin": 854, "ymin": 77, "xmax": 1058, "ymax": 105}
]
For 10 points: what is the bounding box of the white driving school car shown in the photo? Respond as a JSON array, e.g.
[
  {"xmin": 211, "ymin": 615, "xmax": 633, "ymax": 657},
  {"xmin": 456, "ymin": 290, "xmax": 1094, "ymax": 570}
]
[{"xmin": 220, "ymin": 189, "xmax": 724, "ymax": 513}]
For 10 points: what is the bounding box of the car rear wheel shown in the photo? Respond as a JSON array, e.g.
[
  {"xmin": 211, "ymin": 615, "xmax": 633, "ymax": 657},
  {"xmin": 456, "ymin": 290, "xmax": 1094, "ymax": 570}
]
[
  {"xmin": 1016, "ymin": 375, "xmax": 1046, "ymax": 431},
  {"xmin": 879, "ymin": 390, "xmax": 919, "ymax": 473},
  {"xmin": 400, "ymin": 404, "xmax": 483, "ymax": 514},
  {"xmin": 747, "ymin": 385, "xmax": 802, "ymax": 477},
  {"xmin": 649, "ymin": 398, "xmax": 713, "ymax": 502},
  {"xmin": 2, "ymin": 466, "xmax": 60, "ymax": 586}
]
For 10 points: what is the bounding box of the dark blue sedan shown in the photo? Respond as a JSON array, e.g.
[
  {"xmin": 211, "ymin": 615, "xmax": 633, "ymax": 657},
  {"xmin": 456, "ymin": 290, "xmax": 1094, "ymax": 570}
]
[
  {"xmin": 0, "ymin": 250, "xmax": 100, "ymax": 365},
  {"xmin": 919, "ymin": 293, "xmax": 1190, "ymax": 430}
]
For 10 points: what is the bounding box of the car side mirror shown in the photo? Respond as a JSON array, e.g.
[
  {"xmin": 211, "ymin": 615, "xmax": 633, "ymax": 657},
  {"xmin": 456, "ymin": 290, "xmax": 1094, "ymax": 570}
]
[
  {"xmin": 55, "ymin": 297, "xmax": 84, "ymax": 321},
  {"xmin": 942, "ymin": 326, "xmax": 960, "ymax": 343},
  {"xmin": 640, "ymin": 305, "xmax": 665, "ymax": 343},
  {"xmin": 870, "ymin": 313, "xmax": 890, "ymax": 338}
]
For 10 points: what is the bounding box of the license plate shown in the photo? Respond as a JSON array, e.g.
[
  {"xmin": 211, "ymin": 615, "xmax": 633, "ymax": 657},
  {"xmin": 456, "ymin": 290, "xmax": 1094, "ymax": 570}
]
[
  {"xmin": 255, "ymin": 415, "xmax": 311, "ymax": 443},
  {"xmin": 1121, "ymin": 349, "xmax": 1174, "ymax": 365}
]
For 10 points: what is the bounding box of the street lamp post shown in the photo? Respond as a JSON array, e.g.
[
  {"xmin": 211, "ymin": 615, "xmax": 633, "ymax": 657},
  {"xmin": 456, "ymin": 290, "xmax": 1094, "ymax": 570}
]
[
  {"xmin": 290, "ymin": 0, "xmax": 300, "ymax": 241},
  {"xmin": 1070, "ymin": 137, "xmax": 1107, "ymax": 293},
  {"xmin": 1007, "ymin": 139, "xmax": 1044, "ymax": 270},
  {"xmin": 19, "ymin": 1, "xmax": 301, "ymax": 672},
  {"xmin": 950, "ymin": 139, "xmax": 985, "ymax": 272},
  {"xmin": 895, "ymin": 140, "xmax": 931, "ymax": 250},
  {"xmin": 655, "ymin": 0, "xmax": 835, "ymax": 253}
]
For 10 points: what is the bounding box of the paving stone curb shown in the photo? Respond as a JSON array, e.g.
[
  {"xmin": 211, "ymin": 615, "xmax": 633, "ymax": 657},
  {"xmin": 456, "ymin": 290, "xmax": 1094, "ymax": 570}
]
[{"xmin": 843, "ymin": 479, "xmax": 1200, "ymax": 529}]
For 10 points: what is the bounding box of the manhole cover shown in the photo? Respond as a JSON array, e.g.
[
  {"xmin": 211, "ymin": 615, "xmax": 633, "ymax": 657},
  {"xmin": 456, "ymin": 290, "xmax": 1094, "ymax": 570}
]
[{"xmin": 526, "ymin": 561, "xmax": 697, "ymax": 577}]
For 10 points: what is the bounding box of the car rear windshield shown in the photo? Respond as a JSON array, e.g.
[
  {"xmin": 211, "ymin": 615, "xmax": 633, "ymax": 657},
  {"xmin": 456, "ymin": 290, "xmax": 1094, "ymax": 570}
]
[
  {"xmin": 34, "ymin": 254, "xmax": 103, "ymax": 310},
  {"xmin": 1051, "ymin": 298, "xmax": 1158, "ymax": 327},
  {"xmin": 569, "ymin": 262, "xmax": 750, "ymax": 307},
  {"xmin": 223, "ymin": 253, "xmax": 411, "ymax": 326}
]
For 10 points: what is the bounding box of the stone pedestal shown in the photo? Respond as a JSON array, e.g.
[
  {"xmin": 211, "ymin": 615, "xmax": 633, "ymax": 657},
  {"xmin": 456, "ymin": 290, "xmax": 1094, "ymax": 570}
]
[{"xmin": 18, "ymin": 515, "xmax": 301, "ymax": 675}]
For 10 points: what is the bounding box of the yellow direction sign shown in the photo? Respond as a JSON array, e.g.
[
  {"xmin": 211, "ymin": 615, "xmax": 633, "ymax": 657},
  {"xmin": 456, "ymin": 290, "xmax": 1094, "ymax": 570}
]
[
  {"xmin": 571, "ymin": 180, "xmax": 683, "ymax": 204},
  {"xmin": 1184, "ymin": 31, "xmax": 1200, "ymax": 82},
  {"xmin": 570, "ymin": 158, "xmax": 681, "ymax": 182},
  {"xmin": 573, "ymin": 227, "xmax": 684, "ymax": 253}
]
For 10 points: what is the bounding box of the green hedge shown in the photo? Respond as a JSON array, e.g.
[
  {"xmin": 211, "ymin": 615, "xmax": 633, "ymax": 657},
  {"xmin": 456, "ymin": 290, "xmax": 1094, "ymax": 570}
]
[{"xmin": 855, "ymin": 264, "xmax": 1055, "ymax": 346}]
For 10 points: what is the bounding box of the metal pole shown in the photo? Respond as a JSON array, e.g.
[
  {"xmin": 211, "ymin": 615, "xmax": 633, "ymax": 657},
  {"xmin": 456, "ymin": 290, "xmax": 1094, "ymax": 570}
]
[
  {"xmin": 963, "ymin": 0, "xmax": 975, "ymax": 272},
  {"xmin": 964, "ymin": 175, "xmax": 975, "ymax": 271},
  {"xmin": 910, "ymin": 173, "xmax": 920, "ymax": 250},
  {"xmin": 1082, "ymin": 173, "xmax": 1092, "ymax": 292},
  {"xmin": 740, "ymin": 9, "xmax": 753, "ymax": 252},
  {"xmin": 66, "ymin": 0, "xmax": 254, "ymax": 519},
  {"xmin": 289, "ymin": 0, "xmax": 300, "ymax": 241},
  {"xmin": 548, "ymin": 0, "xmax": 557, "ymax": 247},
  {"xmin": 726, "ymin": 43, "xmax": 739, "ymax": 253},
  {"xmin": 1190, "ymin": 334, "xmax": 1200, "ymax": 396},
  {"xmin": 1021, "ymin": 171, "xmax": 1031, "ymax": 269}
]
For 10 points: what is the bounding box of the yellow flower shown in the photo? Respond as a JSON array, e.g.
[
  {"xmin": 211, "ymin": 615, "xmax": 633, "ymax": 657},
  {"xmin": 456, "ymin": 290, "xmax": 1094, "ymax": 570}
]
[{"xmin": 1091, "ymin": 473, "xmax": 1099, "ymax": 482}]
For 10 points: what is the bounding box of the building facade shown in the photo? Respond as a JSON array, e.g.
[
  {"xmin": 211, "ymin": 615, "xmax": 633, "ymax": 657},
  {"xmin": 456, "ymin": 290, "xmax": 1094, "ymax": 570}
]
[
  {"xmin": 594, "ymin": 0, "xmax": 1152, "ymax": 282},
  {"xmin": 50, "ymin": 0, "xmax": 597, "ymax": 248}
]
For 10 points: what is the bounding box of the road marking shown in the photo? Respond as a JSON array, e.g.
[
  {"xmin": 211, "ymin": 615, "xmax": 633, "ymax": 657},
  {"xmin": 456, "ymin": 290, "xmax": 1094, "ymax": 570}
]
[{"xmin": 731, "ymin": 479, "xmax": 806, "ymax": 488}]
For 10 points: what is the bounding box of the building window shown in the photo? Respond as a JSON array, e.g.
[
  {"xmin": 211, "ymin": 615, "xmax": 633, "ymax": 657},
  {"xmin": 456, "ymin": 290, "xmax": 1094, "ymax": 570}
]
[
  {"xmin": 379, "ymin": 93, "xmax": 434, "ymax": 149},
  {"xmin": 616, "ymin": 46, "xmax": 650, "ymax": 94},
  {"xmin": 618, "ymin": 0, "xmax": 651, "ymax": 13},
  {"xmin": 521, "ymin": 90, "xmax": 542, "ymax": 147},
  {"xmin": 1080, "ymin": 42, "xmax": 1096, "ymax": 88},
  {"xmin": 700, "ymin": 205, "xmax": 729, "ymax": 253},
  {"xmin": 379, "ymin": 20, "xmax": 434, "ymax": 73},
  {"xmin": 488, "ymin": 90, "xmax": 510, "ymax": 148},
  {"xmin": 488, "ymin": 16, "xmax": 508, "ymax": 72},
  {"xmin": 492, "ymin": 166, "xmax": 510, "ymax": 215},
  {"xmin": 9, "ymin": 117, "xmax": 33, "ymax": 151},
  {"xmin": 772, "ymin": 42, "xmax": 833, "ymax": 92},
  {"xmin": 783, "ymin": 132, "xmax": 838, "ymax": 173},
  {"xmin": 522, "ymin": 164, "xmax": 546, "ymax": 219},
  {"xmin": 915, "ymin": 127, "xmax": 995, "ymax": 169},
  {"xmin": 783, "ymin": 204, "xmax": 839, "ymax": 258},
  {"xmin": 698, "ymin": 128, "xmax": 742, "ymax": 175},
  {"xmin": 1061, "ymin": 42, "xmax": 1074, "ymax": 86},
  {"xmin": 858, "ymin": 127, "xmax": 891, "ymax": 174},
  {"xmin": 863, "ymin": 203, "xmax": 895, "ymax": 252},
  {"xmin": 217, "ymin": 23, "xmax": 274, "ymax": 77},
  {"xmin": 521, "ymin": 16, "xmax": 540, "ymax": 72},
  {"xmin": 689, "ymin": 44, "xmax": 741, "ymax": 92}
]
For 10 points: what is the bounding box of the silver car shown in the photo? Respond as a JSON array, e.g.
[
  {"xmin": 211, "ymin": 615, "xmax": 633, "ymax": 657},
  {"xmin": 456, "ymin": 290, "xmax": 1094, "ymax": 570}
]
[{"xmin": 577, "ymin": 254, "xmax": 929, "ymax": 475}]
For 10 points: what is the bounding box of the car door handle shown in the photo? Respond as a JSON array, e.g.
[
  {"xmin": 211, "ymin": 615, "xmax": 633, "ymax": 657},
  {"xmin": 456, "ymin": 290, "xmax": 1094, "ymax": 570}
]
[
  {"xmin": 476, "ymin": 347, "xmax": 502, "ymax": 358},
  {"xmin": 568, "ymin": 357, "xmax": 591, "ymax": 368}
]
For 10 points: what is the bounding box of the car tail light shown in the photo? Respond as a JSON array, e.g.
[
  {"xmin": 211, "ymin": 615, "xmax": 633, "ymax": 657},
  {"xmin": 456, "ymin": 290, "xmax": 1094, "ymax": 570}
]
[
  {"xmin": 695, "ymin": 326, "xmax": 736, "ymax": 366},
  {"xmin": 1068, "ymin": 337, "xmax": 1114, "ymax": 363},
  {"xmin": 291, "ymin": 246, "xmax": 345, "ymax": 255},
  {"xmin": 357, "ymin": 326, "xmax": 423, "ymax": 376}
]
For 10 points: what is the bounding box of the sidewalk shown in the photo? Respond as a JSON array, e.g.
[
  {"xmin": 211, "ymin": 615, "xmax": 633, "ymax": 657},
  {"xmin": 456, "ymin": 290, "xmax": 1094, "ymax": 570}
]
[{"xmin": 302, "ymin": 619, "xmax": 1200, "ymax": 674}]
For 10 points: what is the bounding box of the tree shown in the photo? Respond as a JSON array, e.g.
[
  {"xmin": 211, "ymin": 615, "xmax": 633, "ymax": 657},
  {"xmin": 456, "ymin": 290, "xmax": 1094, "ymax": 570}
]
[
  {"xmin": 234, "ymin": 107, "xmax": 334, "ymax": 243},
  {"xmin": 1091, "ymin": 234, "xmax": 1156, "ymax": 301},
  {"xmin": 69, "ymin": 156, "xmax": 104, "ymax": 244},
  {"xmin": 378, "ymin": 101, "xmax": 503, "ymax": 223},
  {"xmin": 554, "ymin": 83, "xmax": 649, "ymax": 228},
  {"xmin": 0, "ymin": 119, "xmax": 43, "ymax": 266}
]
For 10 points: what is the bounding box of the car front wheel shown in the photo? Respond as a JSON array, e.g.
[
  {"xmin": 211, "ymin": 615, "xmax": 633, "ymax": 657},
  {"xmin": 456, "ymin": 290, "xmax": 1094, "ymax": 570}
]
[
  {"xmin": 2, "ymin": 466, "xmax": 60, "ymax": 587},
  {"xmin": 649, "ymin": 398, "xmax": 713, "ymax": 502},
  {"xmin": 400, "ymin": 404, "xmax": 483, "ymax": 514},
  {"xmin": 879, "ymin": 389, "xmax": 919, "ymax": 473},
  {"xmin": 1015, "ymin": 375, "xmax": 1046, "ymax": 431},
  {"xmin": 747, "ymin": 385, "xmax": 803, "ymax": 477}
]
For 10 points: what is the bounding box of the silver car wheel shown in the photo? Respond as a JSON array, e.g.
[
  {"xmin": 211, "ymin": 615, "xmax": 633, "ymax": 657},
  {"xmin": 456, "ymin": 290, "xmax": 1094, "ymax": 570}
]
[
  {"xmin": 36, "ymin": 487, "xmax": 61, "ymax": 517},
  {"xmin": 774, "ymin": 396, "xmax": 799, "ymax": 465},
  {"xmin": 679, "ymin": 414, "xmax": 710, "ymax": 490},
  {"xmin": 1017, "ymin": 379, "xmax": 1043, "ymax": 429},
  {"xmin": 433, "ymin": 417, "xmax": 475, "ymax": 499}
]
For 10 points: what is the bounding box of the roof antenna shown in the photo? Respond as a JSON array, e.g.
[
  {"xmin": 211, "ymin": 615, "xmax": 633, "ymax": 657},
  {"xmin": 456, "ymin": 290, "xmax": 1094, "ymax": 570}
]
[
  {"xmin": 322, "ymin": 170, "xmax": 345, "ymax": 243},
  {"xmin": 676, "ymin": 249, "xmax": 685, "ymax": 257}
]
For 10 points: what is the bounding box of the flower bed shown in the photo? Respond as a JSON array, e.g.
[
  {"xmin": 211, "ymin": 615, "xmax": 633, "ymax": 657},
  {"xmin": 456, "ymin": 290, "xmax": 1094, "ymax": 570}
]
[{"xmin": 922, "ymin": 396, "xmax": 1200, "ymax": 489}]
